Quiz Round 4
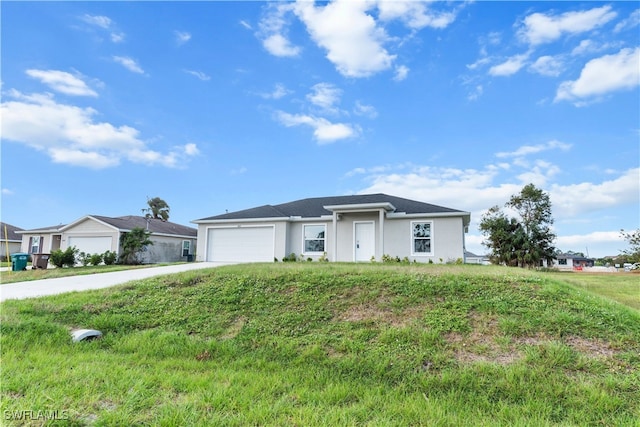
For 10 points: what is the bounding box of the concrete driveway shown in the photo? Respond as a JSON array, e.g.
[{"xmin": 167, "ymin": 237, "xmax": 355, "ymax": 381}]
[{"xmin": 0, "ymin": 262, "xmax": 231, "ymax": 302}]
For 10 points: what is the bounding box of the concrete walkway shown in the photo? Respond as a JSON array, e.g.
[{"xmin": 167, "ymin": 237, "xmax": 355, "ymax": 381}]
[{"xmin": 0, "ymin": 262, "xmax": 231, "ymax": 302}]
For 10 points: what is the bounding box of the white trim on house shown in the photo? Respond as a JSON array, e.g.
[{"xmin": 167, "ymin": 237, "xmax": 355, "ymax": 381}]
[
  {"xmin": 324, "ymin": 202, "xmax": 396, "ymax": 213},
  {"xmin": 410, "ymin": 220, "xmax": 434, "ymax": 257},
  {"xmin": 302, "ymin": 223, "xmax": 326, "ymax": 256},
  {"xmin": 194, "ymin": 217, "xmax": 290, "ymax": 225}
]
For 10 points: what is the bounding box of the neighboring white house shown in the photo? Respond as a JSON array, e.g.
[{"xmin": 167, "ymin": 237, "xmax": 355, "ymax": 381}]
[
  {"xmin": 552, "ymin": 253, "xmax": 595, "ymax": 270},
  {"xmin": 193, "ymin": 194, "xmax": 471, "ymax": 263},
  {"xmin": 18, "ymin": 215, "xmax": 197, "ymax": 264},
  {"xmin": 464, "ymin": 251, "xmax": 490, "ymax": 265},
  {"xmin": 1, "ymin": 222, "xmax": 24, "ymax": 261}
]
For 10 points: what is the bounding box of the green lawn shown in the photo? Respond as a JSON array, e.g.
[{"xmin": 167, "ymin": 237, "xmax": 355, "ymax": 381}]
[
  {"xmin": 1, "ymin": 263, "xmax": 638, "ymax": 426},
  {"xmin": 548, "ymin": 271, "xmax": 640, "ymax": 310}
]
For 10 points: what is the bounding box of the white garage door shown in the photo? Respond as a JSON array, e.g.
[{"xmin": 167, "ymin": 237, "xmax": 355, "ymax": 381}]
[
  {"xmin": 67, "ymin": 236, "xmax": 113, "ymax": 255},
  {"xmin": 207, "ymin": 226, "xmax": 274, "ymax": 262}
]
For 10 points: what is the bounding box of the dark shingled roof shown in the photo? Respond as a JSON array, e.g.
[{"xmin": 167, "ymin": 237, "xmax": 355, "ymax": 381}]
[
  {"xmin": 91, "ymin": 215, "xmax": 197, "ymax": 237},
  {"xmin": 1, "ymin": 222, "xmax": 24, "ymax": 241},
  {"xmin": 20, "ymin": 216, "xmax": 196, "ymax": 237},
  {"xmin": 196, "ymin": 193, "xmax": 466, "ymax": 221}
]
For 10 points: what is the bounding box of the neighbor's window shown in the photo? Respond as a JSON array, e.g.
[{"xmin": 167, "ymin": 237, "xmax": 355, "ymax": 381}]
[
  {"xmin": 304, "ymin": 225, "xmax": 325, "ymax": 253},
  {"xmin": 412, "ymin": 222, "xmax": 432, "ymax": 255},
  {"xmin": 558, "ymin": 258, "xmax": 567, "ymax": 265},
  {"xmin": 30, "ymin": 236, "xmax": 41, "ymax": 254},
  {"xmin": 182, "ymin": 240, "xmax": 191, "ymax": 257}
]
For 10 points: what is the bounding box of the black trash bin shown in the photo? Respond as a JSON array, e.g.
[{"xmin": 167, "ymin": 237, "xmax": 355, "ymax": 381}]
[
  {"xmin": 32, "ymin": 253, "xmax": 50, "ymax": 269},
  {"xmin": 10, "ymin": 253, "xmax": 29, "ymax": 271},
  {"xmin": 186, "ymin": 254, "xmax": 194, "ymax": 262}
]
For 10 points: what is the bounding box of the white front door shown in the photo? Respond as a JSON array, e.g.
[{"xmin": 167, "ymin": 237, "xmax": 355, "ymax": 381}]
[{"xmin": 354, "ymin": 222, "xmax": 375, "ymax": 262}]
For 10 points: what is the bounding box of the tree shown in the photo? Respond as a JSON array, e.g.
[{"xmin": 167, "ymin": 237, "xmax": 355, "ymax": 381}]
[
  {"xmin": 479, "ymin": 184, "xmax": 556, "ymax": 268},
  {"xmin": 144, "ymin": 197, "xmax": 170, "ymax": 222},
  {"xmin": 620, "ymin": 229, "xmax": 640, "ymax": 263},
  {"xmin": 478, "ymin": 206, "xmax": 524, "ymax": 266},
  {"xmin": 119, "ymin": 227, "xmax": 153, "ymax": 265}
]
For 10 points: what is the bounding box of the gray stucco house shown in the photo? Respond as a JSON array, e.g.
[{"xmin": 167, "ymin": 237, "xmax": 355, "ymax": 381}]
[
  {"xmin": 1, "ymin": 222, "xmax": 24, "ymax": 260},
  {"xmin": 193, "ymin": 194, "xmax": 470, "ymax": 263},
  {"xmin": 18, "ymin": 215, "xmax": 197, "ymax": 264}
]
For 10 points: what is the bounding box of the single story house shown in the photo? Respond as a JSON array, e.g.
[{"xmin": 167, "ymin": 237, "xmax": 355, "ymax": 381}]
[
  {"xmin": 464, "ymin": 251, "xmax": 490, "ymax": 265},
  {"xmin": 1, "ymin": 222, "xmax": 24, "ymax": 261},
  {"xmin": 193, "ymin": 194, "xmax": 470, "ymax": 263},
  {"xmin": 552, "ymin": 253, "xmax": 595, "ymax": 270},
  {"xmin": 18, "ymin": 215, "xmax": 197, "ymax": 264}
]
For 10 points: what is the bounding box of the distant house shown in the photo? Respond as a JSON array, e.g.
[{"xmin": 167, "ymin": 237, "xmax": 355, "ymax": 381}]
[
  {"xmin": 464, "ymin": 251, "xmax": 490, "ymax": 265},
  {"xmin": 0, "ymin": 222, "xmax": 24, "ymax": 260},
  {"xmin": 18, "ymin": 215, "xmax": 197, "ymax": 264},
  {"xmin": 553, "ymin": 253, "xmax": 595, "ymax": 270},
  {"xmin": 193, "ymin": 193, "xmax": 470, "ymax": 263}
]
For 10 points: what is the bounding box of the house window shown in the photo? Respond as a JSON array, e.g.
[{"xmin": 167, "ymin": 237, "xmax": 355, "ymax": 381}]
[
  {"xmin": 303, "ymin": 224, "xmax": 325, "ymax": 253},
  {"xmin": 411, "ymin": 222, "xmax": 432, "ymax": 255},
  {"xmin": 30, "ymin": 236, "xmax": 41, "ymax": 254},
  {"xmin": 182, "ymin": 240, "xmax": 191, "ymax": 257},
  {"xmin": 558, "ymin": 258, "xmax": 567, "ymax": 265}
]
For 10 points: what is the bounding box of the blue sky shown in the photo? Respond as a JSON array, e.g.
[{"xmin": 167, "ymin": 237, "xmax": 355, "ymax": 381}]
[{"xmin": 1, "ymin": 1, "xmax": 638, "ymax": 258}]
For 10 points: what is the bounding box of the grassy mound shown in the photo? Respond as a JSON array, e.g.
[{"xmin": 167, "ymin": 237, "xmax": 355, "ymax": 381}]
[{"xmin": 1, "ymin": 263, "xmax": 639, "ymax": 425}]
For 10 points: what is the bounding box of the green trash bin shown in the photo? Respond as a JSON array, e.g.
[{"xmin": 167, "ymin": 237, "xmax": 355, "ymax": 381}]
[{"xmin": 10, "ymin": 253, "xmax": 29, "ymax": 271}]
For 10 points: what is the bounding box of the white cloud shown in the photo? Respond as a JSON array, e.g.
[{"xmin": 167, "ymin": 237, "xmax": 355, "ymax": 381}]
[
  {"xmin": 354, "ymin": 101, "xmax": 378, "ymax": 119},
  {"xmin": 112, "ymin": 56, "xmax": 145, "ymax": 74},
  {"xmin": 549, "ymin": 168, "xmax": 640, "ymax": 217},
  {"xmin": 26, "ymin": 69, "xmax": 98, "ymax": 97},
  {"xmin": 263, "ymin": 34, "xmax": 301, "ymax": 57},
  {"xmin": 467, "ymin": 84, "xmax": 483, "ymax": 101},
  {"xmin": 376, "ymin": 1, "xmax": 458, "ymax": 30},
  {"xmin": 307, "ymin": 83, "xmax": 342, "ymax": 111},
  {"xmin": 184, "ymin": 70, "xmax": 210, "ymax": 81},
  {"xmin": 293, "ymin": 0, "xmax": 395, "ymax": 77},
  {"xmin": 529, "ymin": 55, "xmax": 564, "ymax": 77},
  {"xmin": 555, "ymin": 47, "xmax": 640, "ymax": 104},
  {"xmin": 231, "ymin": 167, "xmax": 248, "ymax": 175},
  {"xmin": 275, "ymin": 111, "xmax": 358, "ymax": 143},
  {"xmin": 352, "ymin": 157, "xmax": 638, "ymax": 227},
  {"xmin": 394, "ymin": 65, "xmax": 409, "ymax": 81},
  {"xmin": 556, "ymin": 231, "xmax": 624, "ymax": 251},
  {"xmin": 517, "ymin": 5, "xmax": 617, "ymax": 46},
  {"xmin": 489, "ymin": 53, "xmax": 529, "ymax": 76},
  {"xmin": 2, "ymin": 188, "xmax": 14, "ymax": 196},
  {"xmin": 614, "ymin": 9, "xmax": 640, "ymax": 33},
  {"xmin": 110, "ymin": 32, "xmax": 125, "ymax": 43},
  {"xmin": 259, "ymin": 83, "xmax": 291, "ymax": 99},
  {"xmin": 49, "ymin": 147, "xmax": 120, "ymax": 169},
  {"xmin": 174, "ymin": 30, "xmax": 191, "ymax": 45},
  {"xmin": 239, "ymin": 20, "xmax": 252, "ymax": 30},
  {"xmin": 79, "ymin": 14, "xmax": 125, "ymax": 43},
  {"xmin": 0, "ymin": 90, "xmax": 198, "ymax": 169},
  {"xmin": 496, "ymin": 140, "xmax": 572, "ymax": 158},
  {"xmin": 259, "ymin": 3, "xmax": 301, "ymax": 57},
  {"xmin": 183, "ymin": 143, "xmax": 200, "ymax": 156},
  {"xmin": 80, "ymin": 14, "xmax": 111, "ymax": 29},
  {"xmin": 257, "ymin": 0, "xmax": 459, "ymax": 79}
]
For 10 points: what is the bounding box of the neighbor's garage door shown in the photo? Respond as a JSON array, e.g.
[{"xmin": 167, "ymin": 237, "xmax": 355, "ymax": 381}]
[
  {"xmin": 207, "ymin": 226, "xmax": 274, "ymax": 262},
  {"xmin": 67, "ymin": 236, "xmax": 113, "ymax": 255}
]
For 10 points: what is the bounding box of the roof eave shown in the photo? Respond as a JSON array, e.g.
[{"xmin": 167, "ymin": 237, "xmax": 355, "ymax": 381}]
[
  {"xmin": 323, "ymin": 202, "xmax": 396, "ymax": 213},
  {"xmin": 387, "ymin": 211, "xmax": 471, "ymax": 225},
  {"xmin": 192, "ymin": 217, "xmax": 291, "ymax": 224}
]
